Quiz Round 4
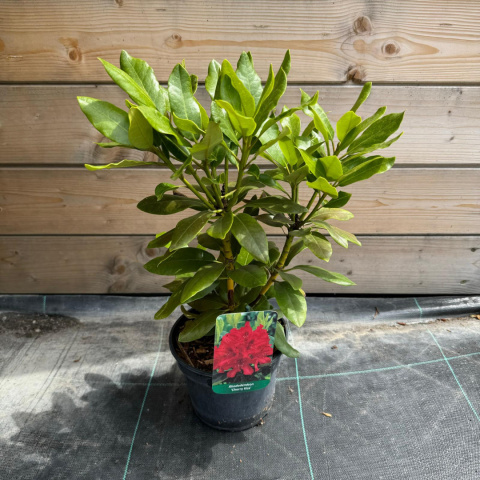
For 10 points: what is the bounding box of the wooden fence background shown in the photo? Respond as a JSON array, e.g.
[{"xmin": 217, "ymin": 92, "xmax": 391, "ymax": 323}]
[{"xmin": 0, "ymin": 0, "xmax": 479, "ymax": 294}]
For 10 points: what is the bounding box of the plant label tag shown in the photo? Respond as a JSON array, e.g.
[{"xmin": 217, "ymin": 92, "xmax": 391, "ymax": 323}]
[{"xmin": 212, "ymin": 310, "xmax": 278, "ymax": 394}]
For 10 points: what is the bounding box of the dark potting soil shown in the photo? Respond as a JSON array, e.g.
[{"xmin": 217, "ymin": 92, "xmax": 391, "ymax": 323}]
[{"xmin": 0, "ymin": 312, "xmax": 80, "ymax": 337}]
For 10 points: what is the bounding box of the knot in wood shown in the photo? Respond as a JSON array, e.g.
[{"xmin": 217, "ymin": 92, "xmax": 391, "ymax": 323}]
[
  {"xmin": 346, "ymin": 65, "xmax": 366, "ymax": 83},
  {"xmin": 166, "ymin": 33, "xmax": 183, "ymax": 49},
  {"xmin": 353, "ymin": 16, "xmax": 373, "ymax": 35},
  {"xmin": 382, "ymin": 40, "xmax": 400, "ymax": 57}
]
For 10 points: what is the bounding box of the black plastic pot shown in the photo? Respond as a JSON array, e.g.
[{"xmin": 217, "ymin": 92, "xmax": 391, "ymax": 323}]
[{"xmin": 169, "ymin": 314, "xmax": 286, "ymax": 432}]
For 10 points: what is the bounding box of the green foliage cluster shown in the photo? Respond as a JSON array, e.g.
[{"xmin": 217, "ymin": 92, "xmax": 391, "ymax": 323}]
[{"xmin": 78, "ymin": 50, "xmax": 404, "ymax": 356}]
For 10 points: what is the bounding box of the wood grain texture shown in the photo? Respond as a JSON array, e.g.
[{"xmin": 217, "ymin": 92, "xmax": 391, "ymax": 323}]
[
  {"xmin": 1, "ymin": 167, "xmax": 478, "ymax": 235},
  {"xmin": 1, "ymin": 85, "xmax": 478, "ymax": 165},
  {"xmin": 1, "ymin": 1, "xmax": 479, "ymax": 83},
  {"xmin": 1, "ymin": 235, "xmax": 478, "ymax": 294}
]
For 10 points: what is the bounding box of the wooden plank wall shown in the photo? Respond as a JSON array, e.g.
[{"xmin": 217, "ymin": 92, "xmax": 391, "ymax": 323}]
[{"xmin": 0, "ymin": 0, "xmax": 479, "ymax": 294}]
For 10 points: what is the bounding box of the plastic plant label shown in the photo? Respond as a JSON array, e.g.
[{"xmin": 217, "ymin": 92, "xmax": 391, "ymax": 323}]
[{"xmin": 212, "ymin": 310, "xmax": 278, "ymax": 394}]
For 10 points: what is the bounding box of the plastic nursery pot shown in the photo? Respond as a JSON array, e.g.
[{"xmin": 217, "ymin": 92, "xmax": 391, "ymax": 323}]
[{"xmin": 169, "ymin": 314, "xmax": 287, "ymax": 432}]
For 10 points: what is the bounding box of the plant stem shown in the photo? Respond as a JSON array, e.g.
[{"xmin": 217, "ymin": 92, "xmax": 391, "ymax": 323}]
[
  {"xmin": 222, "ymin": 233, "xmax": 236, "ymax": 310},
  {"xmin": 152, "ymin": 147, "xmax": 214, "ymax": 209},
  {"xmin": 228, "ymin": 137, "xmax": 250, "ymax": 209},
  {"xmin": 303, "ymin": 192, "xmax": 328, "ymax": 223},
  {"xmin": 250, "ymin": 233, "xmax": 294, "ymax": 307},
  {"xmin": 186, "ymin": 165, "xmax": 218, "ymax": 207},
  {"xmin": 299, "ymin": 191, "xmax": 318, "ymax": 221}
]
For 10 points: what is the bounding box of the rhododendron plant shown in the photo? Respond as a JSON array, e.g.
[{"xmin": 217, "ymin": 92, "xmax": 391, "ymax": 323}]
[{"xmin": 79, "ymin": 50, "xmax": 403, "ymax": 357}]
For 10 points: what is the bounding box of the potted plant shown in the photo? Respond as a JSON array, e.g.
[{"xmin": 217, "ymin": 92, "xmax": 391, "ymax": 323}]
[{"xmin": 78, "ymin": 50, "xmax": 404, "ymax": 431}]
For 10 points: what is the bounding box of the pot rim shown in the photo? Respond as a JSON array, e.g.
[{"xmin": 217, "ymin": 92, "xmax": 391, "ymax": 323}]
[{"xmin": 168, "ymin": 313, "xmax": 286, "ymax": 378}]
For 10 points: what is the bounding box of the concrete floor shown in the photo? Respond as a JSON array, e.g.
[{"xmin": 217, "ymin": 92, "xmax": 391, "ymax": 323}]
[{"xmin": 1, "ymin": 296, "xmax": 479, "ymax": 479}]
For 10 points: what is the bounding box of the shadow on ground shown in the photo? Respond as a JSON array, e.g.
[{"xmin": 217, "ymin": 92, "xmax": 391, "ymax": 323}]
[{"xmin": 5, "ymin": 369, "xmax": 246, "ymax": 479}]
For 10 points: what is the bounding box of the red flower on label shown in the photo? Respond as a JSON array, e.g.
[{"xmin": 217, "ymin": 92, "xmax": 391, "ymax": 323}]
[{"xmin": 214, "ymin": 322, "xmax": 273, "ymax": 378}]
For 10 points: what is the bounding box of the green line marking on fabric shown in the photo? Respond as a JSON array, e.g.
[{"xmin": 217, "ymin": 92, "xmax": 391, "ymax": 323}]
[
  {"xmin": 295, "ymin": 357, "xmax": 315, "ymax": 480},
  {"xmin": 413, "ymin": 297, "xmax": 423, "ymax": 319},
  {"xmin": 428, "ymin": 330, "xmax": 480, "ymax": 423},
  {"xmin": 123, "ymin": 325, "xmax": 164, "ymax": 480}
]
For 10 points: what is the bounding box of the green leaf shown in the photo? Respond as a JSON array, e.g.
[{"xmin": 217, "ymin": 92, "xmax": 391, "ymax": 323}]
[
  {"xmin": 299, "ymin": 89, "xmax": 319, "ymax": 108},
  {"xmin": 77, "ymin": 96, "xmax": 131, "ymax": 145},
  {"xmin": 179, "ymin": 310, "xmax": 222, "ymax": 342},
  {"xmin": 190, "ymin": 122, "xmax": 224, "ymax": 161},
  {"xmin": 274, "ymin": 282, "xmax": 307, "ymax": 327},
  {"xmin": 323, "ymin": 191, "xmax": 352, "ymax": 208},
  {"xmin": 284, "ymin": 239, "xmax": 306, "ymax": 266},
  {"xmin": 228, "ymin": 264, "xmax": 267, "ymax": 287},
  {"xmin": 221, "ymin": 59, "xmax": 255, "ymax": 117},
  {"xmin": 256, "ymin": 124, "xmax": 291, "ymax": 155},
  {"xmin": 351, "ymin": 82, "xmax": 372, "ymax": 113},
  {"xmin": 154, "ymin": 183, "xmax": 180, "ymax": 200},
  {"xmin": 246, "ymin": 196, "xmax": 307, "ymax": 214},
  {"xmin": 181, "ymin": 263, "xmax": 225, "ymax": 303},
  {"xmin": 170, "ymin": 155, "xmax": 193, "ymax": 180},
  {"xmin": 279, "ymin": 138, "xmax": 301, "ymax": 166},
  {"xmin": 236, "ymin": 247, "xmax": 254, "ymax": 266},
  {"xmin": 315, "ymin": 221, "xmax": 362, "ymax": 248},
  {"xmin": 302, "ymin": 90, "xmax": 334, "ymax": 140},
  {"xmin": 338, "ymin": 156, "xmax": 395, "ymax": 186},
  {"xmin": 172, "ymin": 113, "xmax": 204, "ymax": 138},
  {"xmin": 190, "ymin": 74, "xmax": 198, "ymax": 94},
  {"xmin": 154, "ymin": 288, "xmax": 183, "ymax": 320},
  {"xmin": 283, "ymin": 165, "xmax": 310, "ymax": 185},
  {"xmin": 348, "ymin": 112, "xmax": 404, "ymax": 153},
  {"xmin": 119, "ymin": 50, "xmax": 166, "ymax": 114},
  {"xmin": 207, "ymin": 211, "xmax": 234, "ymax": 239},
  {"xmin": 168, "ymin": 64, "xmax": 202, "ymax": 128},
  {"xmin": 310, "ymin": 107, "xmax": 333, "ymax": 143},
  {"xmin": 306, "ymin": 177, "xmax": 338, "ymax": 198},
  {"xmin": 339, "ymin": 106, "xmax": 387, "ymax": 151},
  {"xmin": 310, "ymin": 208, "xmax": 354, "ymax": 222},
  {"xmin": 258, "ymin": 123, "xmax": 288, "ymax": 167},
  {"xmin": 197, "ymin": 233, "xmax": 222, "ymax": 250},
  {"xmin": 85, "ymin": 159, "xmax": 154, "ymax": 171},
  {"xmin": 137, "ymin": 194, "xmax": 205, "ymax": 215},
  {"xmin": 205, "ymin": 59, "xmax": 221, "ymax": 99},
  {"xmin": 255, "ymin": 64, "xmax": 275, "ymax": 114},
  {"xmin": 280, "ymin": 49, "xmax": 291, "ymax": 75},
  {"xmin": 289, "ymin": 265, "xmax": 355, "ymax": 286},
  {"xmin": 147, "ymin": 229, "xmax": 174, "ymax": 248},
  {"xmin": 144, "ymin": 247, "xmax": 215, "ymax": 275},
  {"xmin": 210, "ymin": 101, "xmax": 239, "ymax": 145},
  {"xmin": 254, "ymin": 66, "xmax": 287, "ymax": 129},
  {"xmin": 256, "ymin": 214, "xmax": 293, "ymax": 228},
  {"xmin": 136, "ymin": 106, "xmax": 184, "ymax": 144},
  {"xmin": 216, "ymin": 74, "xmax": 242, "ymax": 112},
  {"xmin": 215, "ymin": 100, "xmax": 256, "ymax": 137},
  {"xmin": 304, "ymin": 232, "xmax": 332, "ymax": 261},
  {"xmin": 95, "ymin": 141, "xmax": 130, "ymax": 148},
  {"xmin": 128, "ymin": 107, "xmax": 153, "ymax": 149},
  {"xmin": 279, "ymin": 270, "xmax": 303, "ymax": 290},
  {"xmin": 231, "ymin": 213, "xmax": 269, "ymax": 264},
  {"xmin": 349, "ymin": 134, "xmax": 402, "ymax": 157},
  {"xmin": 170, "ymin": 211, "xmax": 214, "ymax": 250},
  {"xmin": 274, "ymin": 323, "xmax": 300, "ymax": 358},
  {"xmin": 319, "ymin": 155, "xmax": 343, "ymax": 181},
  {"xmin": 280, "ymin": 112, "xmax": 301, "ymax": 138},
  {"xmin": 236, "ymin": 52, "xmax": 262, "ymax": 105},
  {"xmin": 336, "ymin": 111, "xmax": 362, "ymax": 142},
  {"xmin": 99, "ymin": 58, "xmax": 156, "ymax": 109}
]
